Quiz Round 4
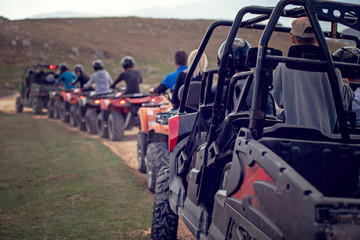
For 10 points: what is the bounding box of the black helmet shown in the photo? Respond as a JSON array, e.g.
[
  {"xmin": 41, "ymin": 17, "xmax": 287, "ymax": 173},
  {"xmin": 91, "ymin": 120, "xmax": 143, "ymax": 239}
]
[
  {"xmin": 217, "ymin": 38, "xmax": 251, "ymax": 75},
  {"xmin": 333, "ymin": 46, "xmax": 360, "ymax": 78},
  {"xmin": 73, "ymin": 64, "xmax": 83, "ymax": 73},
  {"xmin": 92, "ymin": 60, "xmax": 103, "ymax": 71},
  {"xmin": 59, "ymin": 63, "xmax": 68, "ymax": 71},
  {"xmin": 121, "ymin": 56, "xmax": 135, "ymax": 69}
]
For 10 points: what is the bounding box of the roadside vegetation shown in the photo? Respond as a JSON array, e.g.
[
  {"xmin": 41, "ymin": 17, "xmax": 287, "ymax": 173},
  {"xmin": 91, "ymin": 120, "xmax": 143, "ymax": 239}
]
[{"xmin": 0, "ymin": 111, "xmax": 152, "ymax": 239}]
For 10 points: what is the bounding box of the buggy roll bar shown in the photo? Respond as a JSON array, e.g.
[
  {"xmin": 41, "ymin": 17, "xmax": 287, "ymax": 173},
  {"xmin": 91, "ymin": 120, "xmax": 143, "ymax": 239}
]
[
  {"xmin": 180, "ymin": 0, "xmax": 360, "ymax": 144},
  {"xmin": 178, "ymin": 20, "xmax": 233, "ymax": 113},
  {"xmin": 179, "ymin": 6, "xmax": 276, "ymax": 147},
  {"xmin": 179, "ymin": 6, "xmax": 279, "ymax": 114},
  {"xmin": 251, "ymin": 0, "xmax": 360, "ymax": 142}
]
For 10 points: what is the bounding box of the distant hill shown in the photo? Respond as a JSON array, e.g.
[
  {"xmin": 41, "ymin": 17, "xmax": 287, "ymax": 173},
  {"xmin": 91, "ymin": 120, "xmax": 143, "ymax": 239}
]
[
  {"xmin": 342, "ymin": 28, "xmax": 360, "ymax": 38},
  {"xmin": 0, "ymin": 15, "xmax": 348, "ymax": 92},
  {"xmin": 0, "ymin": 17, "xmax": 229, "ymax": 67},
  {"xmin": 28, "ymin": 11, "xmax": 100, "ymax": 19}
]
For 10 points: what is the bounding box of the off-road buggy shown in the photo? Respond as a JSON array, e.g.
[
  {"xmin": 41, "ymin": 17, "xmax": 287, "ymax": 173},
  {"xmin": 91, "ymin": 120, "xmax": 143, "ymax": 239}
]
[
  {"xmin": 16, "ymin": 64, "xmax": 58, "ymax": 114},
  {"xmin": 151, "ymin": 0, "xmax": 360, "ymax": 239},
  {"xmin": 97, "ymin": 92, "xmax": 163, "ymax": 141}
]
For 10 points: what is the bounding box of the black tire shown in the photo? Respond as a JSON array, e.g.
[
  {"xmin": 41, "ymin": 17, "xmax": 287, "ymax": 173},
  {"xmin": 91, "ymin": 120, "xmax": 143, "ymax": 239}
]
[
  {"xmin": 59, "ymin": 101, "xmax": 69, "ymax": 123},
  {"xmin": 85, "ymin": 109, "xmax": 98, "ymax": 135},
  {"xmin": 146, "ymin": 142, "xmax": 169, "ymax": 193},
  {"xmin": 151, "ymin": 166, "xmax": 178, "ymax": 239},
  {"xmin": 15, "ymin": 96, "xmax": 23, "ymax": 113},
  {"xmin": 47, "ymin": 99, "xmax": 54, "ymax": 118},
  {"xmin": 137, "ymin": 132, "xmax": 147, "ymax": 173},
  {"xmin": 53, "ymin": 99, "xmax": 61, "ymax": 119},
  {"xmin": 32, "ymin": 96, "xmax": 43, "ymax": 115},
  {"xmin": 69, "ymin": 105, "xmax": 78, "ymax": 127},
  {"xmin": 76, "ymin": 106, "xmax": 86, "ymax": 131},
  {"xmin": 108, "ymin": 112, "xmax": 125, "ymax": 141},
  {"xmin": 97, "ymin": 112, "xmax": 109, "ymax": 138}
]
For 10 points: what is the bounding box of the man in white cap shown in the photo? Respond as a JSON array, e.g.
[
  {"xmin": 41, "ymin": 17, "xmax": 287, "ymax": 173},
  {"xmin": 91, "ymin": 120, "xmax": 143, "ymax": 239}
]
[{"xmin": 272, "ymin": 17, "xmax": 353, "ymax": 134}]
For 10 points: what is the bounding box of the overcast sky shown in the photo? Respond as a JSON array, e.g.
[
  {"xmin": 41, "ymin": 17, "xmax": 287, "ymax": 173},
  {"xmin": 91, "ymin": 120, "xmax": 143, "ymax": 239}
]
[
  {"xmin": 0, "ymin": 0, "xmax": 359, "ymax": 20},
  {"xmin": 1, "ymin": 0, "xmax": 203, "ymax": 19}
]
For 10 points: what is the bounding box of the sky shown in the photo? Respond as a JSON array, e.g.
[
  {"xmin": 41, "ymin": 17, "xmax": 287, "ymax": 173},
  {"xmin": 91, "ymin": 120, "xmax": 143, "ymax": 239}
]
[
  {"xmin": 0, "ymin": 0, "xmax": 359, "ymax": 20},
  {"xmin": 0, "ymin": 0, "xmax": 204, "ymax": 19}
]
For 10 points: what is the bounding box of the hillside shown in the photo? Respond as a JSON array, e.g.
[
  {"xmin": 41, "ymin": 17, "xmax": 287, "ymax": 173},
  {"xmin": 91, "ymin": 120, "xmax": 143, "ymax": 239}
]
[
  {"xmin": 0, "ymin": 16, "xmax": 230, "ymax": 95},
  {"xmin": 0, "ymin": 16, "xmax": 346, "ymax": 97}
]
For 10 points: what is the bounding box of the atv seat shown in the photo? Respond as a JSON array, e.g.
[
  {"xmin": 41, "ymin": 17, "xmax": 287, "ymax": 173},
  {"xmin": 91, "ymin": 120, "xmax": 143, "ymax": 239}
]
[
  {"xmin": 88, "ymin": 92, "xmax": 114, "ymax": 99},
  {"xmin": 115, "ymin": 93, "xmax": 151, "ymax": 99},
  {"xmin": 178, "ymin": 82, "xmax": 202, "ymax": 110}
]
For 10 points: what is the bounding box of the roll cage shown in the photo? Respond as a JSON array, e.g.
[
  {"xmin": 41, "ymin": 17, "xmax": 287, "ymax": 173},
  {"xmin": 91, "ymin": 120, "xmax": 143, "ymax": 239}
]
[{"xmin": 179, "ymin": 0, "xmax": 360, "ymax": 145}]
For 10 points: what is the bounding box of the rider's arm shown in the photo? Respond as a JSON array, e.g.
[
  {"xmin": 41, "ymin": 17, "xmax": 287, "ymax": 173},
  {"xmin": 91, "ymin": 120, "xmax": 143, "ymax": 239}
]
[
  {"xmin": 110, "ymin": 73, "xmax": 122, "ymax": 89},
  {"xmin": 84, "ymin": 75, "xmax": 94, "ymax": 89},
  {"xmin": 153, "ymin": 83, "xmax": 167, "ymax": 94},
  {"xmin": 70, "ymin": 76, "xmax": 79, "ymax": 86},
  {"xmin": 55, "ymin": 74, "xmax": 63, "ymax": 85}
]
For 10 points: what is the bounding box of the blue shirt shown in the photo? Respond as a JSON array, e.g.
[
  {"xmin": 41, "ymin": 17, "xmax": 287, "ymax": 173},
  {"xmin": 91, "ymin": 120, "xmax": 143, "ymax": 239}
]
[
  {"xmin": 56, "ymin": 71, "xmax": 76, "ymax": 89},
  {"xmin": 162, "ymin": 65, "xmax": 188, "ymax": 90}
]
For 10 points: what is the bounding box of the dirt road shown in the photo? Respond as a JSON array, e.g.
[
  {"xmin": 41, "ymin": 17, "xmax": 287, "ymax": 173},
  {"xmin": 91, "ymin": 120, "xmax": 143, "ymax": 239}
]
[{"xmin": 1, "ymin": 94, "xmax": 194, "ymax": 240}]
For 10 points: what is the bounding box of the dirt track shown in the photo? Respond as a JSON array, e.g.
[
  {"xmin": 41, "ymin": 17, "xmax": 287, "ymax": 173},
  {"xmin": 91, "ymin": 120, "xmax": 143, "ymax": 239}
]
[{"xmin": 1, "ymin": 94, "xmax": 194, "ymax": 240}]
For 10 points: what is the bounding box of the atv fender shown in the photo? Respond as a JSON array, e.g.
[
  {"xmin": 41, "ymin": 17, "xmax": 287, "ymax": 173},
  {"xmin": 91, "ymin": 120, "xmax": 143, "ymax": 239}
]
[
  {"xmin": 138, "ymin": 107, "xmax": 150, "ymax": 133},
  {"xmin": 168, "ymin": 136, "xmax": 190, "ymax": 214},
  {"xmin": 168, "ymin": 112, "xmax": 198, "ymax": 152}
]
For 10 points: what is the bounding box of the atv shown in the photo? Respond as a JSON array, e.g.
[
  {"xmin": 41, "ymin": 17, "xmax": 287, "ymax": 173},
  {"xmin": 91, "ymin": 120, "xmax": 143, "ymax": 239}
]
[
  {"xmin": 97, "ymin": 92, "xmax": 163, "ymax": 141},
  {"xmin": 137, "ymin": 92, "xmax": 174, "ymax": 192},
  {"xmin": 47, "ymin": 88, "xmax": 80, "ymax": 122},
  {"xmin": 76, "ymin": 90, "xmax": 114, "ymax": 134},
  {"xmin": 67, "ymin": 89, "xmax": 83, "ymax": 127},
  {"xmin": 16, "ymin": 64, "xmax": 58, "ymax": 114},
  {"xmin": 151, "ymin": 1, "xmax": 360, "ymax": 239},
  {"xmin": 138, "ymin": 86, "xmax": 201, "ymax": 192}
]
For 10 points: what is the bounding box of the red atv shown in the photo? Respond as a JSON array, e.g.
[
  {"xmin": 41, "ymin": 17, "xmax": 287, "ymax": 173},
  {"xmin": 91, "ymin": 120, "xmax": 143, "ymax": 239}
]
[
  {"xmin": 97, "ymin": 93, "xmax": 163, "ymax": 141},
  {"xmin": 66, "ymin": 89, "xmax": 83, "ymax": 127},
  {"xmin": 137, "ymin": 87, "xmax": 200, "ymax": 192},
  {"xmin": 59, "ymin": 88, "xmax": 81, "ymax": 123},
  {"xmin": 76, "ymin": 91, "xmax": 115, "ymax": 134},
  {"xmin": 47, "ymin": 88, "xmax": 77, "ymax": 121}
]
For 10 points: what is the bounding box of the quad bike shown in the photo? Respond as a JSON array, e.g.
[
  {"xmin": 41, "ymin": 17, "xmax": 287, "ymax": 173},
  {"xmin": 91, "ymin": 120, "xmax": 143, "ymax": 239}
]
[
  {"xmin": 76, "ymin": 90, "xmax": 114, "ymax": 134},
  {"xmin": 137, "ymin": 86, "xmax": 201, "ymax": 193},
  {"xmin": 151, "ymin": 1, "xmax": 360, "ymax": 239},
  {"xmin": 137, "ymin": 92, "xmax": 174, "ymax": 192},
  {"xmin": 47, "ymin": 88, "xmax": 80, "ymax": 122},
  {"xmin": 67, "ymin": 89, "xmax": 83, "ymax": 127},
  {"xmin": 16, "ymin": 64, "xmax": 58, "ymax": 115},
  {"xmin": 97, "ymin": 92, "xmax": 163, "ymax": 141}
]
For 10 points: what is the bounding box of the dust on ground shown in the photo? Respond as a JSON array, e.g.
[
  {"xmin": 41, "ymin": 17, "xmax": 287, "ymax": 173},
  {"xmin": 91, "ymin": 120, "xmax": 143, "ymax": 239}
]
[{"xmin": 1, "ymin": 94, "xmax": 194, "ymax": 240}]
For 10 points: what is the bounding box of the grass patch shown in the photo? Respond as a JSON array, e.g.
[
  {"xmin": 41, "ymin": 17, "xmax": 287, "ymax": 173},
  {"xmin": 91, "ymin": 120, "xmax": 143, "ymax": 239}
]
[
  {"xmin": 0, "ymin": 65, "xmax": 26, "ymax": 97},
  {"xmin": 0, "ymin": 111, "xmax": 152, "ymax": 239}
]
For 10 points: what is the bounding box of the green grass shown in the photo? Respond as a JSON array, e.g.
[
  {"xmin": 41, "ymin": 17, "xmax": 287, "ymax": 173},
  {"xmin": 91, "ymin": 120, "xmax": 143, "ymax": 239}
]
[
  {"xmin": 0, "ymin": 65, "xmax": 26, "ymax": 97},
  {"xmin": 0, "ymin": 111, "xmax": 152, "ymax": 239}
]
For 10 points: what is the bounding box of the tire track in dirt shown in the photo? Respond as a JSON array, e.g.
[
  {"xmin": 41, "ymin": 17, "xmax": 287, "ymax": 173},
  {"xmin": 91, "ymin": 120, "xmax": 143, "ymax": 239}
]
[{"xmin": 1, "ymin": 94, "xmax": 194, "ymax": 240}]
